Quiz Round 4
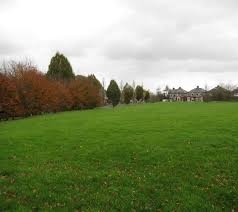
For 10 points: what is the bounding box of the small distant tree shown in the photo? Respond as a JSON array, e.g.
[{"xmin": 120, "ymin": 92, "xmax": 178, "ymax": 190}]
[
  {"xmin": 120, "ymin": 80, "xmax": 124, "ymax": 103},
  {"xmin": 123, "ymin": 83, "xmax": 134, "ymax": 104},
  {"xmin": 144, "ymin": 90, "xmax": 150, "ymax": 102},
  {"xmin": 88, "ymin": 74, "xmax": 104, "ymax": 106},
  {"xmin": 207, "ymin": 85, "xmax": 232, "ymax": 101},
  {"xmin": 219, "ymin": 83, "xmax": 236, "ymax": 95},
  {"xmin": 106, "ymin": 80, "xmax": 121, "ymax": 107},
  {"xmin": 135, "ymin": 85, "xmax": 143, "ymax": 101},
  {"xmin": 47, "ymin": 52, "xmax": 75, "ymax": 81},
  {"xmin": 132, "ymin": 80, "xmax": 136, "ymax": 102}
]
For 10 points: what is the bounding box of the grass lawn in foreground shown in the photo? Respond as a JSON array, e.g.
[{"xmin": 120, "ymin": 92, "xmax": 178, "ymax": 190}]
[{"xmin": 0, "ymin": 102, "xmax": 238, "ymax": 211}]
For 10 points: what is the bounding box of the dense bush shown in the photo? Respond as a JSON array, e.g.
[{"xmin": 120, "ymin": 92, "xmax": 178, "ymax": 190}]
[
  {"xmin": 0, "ymin": 73, "xmax": 21, "ymax": 119},
  {"xmin": 144, "ymin": 90, "xmax": 150, "ymax": 102},
  {"xmin": 46, "ymin": 52, "xmax": 75, "ymax": 81},
  {"xmin": 204, "ymin": 86, "xmax": 232, "ymax": 102},
  {"xmin": 69, "ymin": 75, "xmax": 102, "ymax": 109},
  {"xmin": 135, "ymin": 85, "xmax": 144, "ymax": 101},
  {"xmin": 0, "ymin": 56, "xmax": 153, "ymax": 120},
  {"xmin": 123, "ymin": 83, "xmax": 134, "ymax": 104},
  {"xmin": 0, "ymin": 61, "xmax": 103, "ymax": 120},
  {"xmin": 106, "ymin": 80, "xmax": 121, "ymax": 107}
]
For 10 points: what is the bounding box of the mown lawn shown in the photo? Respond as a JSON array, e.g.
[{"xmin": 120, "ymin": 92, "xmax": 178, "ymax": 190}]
[{"xmin": 0, "ymin": 102, "xmax": 238, "ymax": 211}]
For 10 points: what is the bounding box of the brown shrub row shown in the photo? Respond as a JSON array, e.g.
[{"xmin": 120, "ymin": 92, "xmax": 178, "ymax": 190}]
[{"xmin": 0, "ymin": 64, "xmax": 103, "ymax": 120}]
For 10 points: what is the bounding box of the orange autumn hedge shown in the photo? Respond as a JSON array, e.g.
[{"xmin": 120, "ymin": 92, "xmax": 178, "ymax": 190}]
[{"xmin": 0, "ymin": 63, "xmax": 103, "ymax": 120}]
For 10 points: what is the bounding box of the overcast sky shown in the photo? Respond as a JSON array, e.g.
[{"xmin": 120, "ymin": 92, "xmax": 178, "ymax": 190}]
[{"xmin": 1, "ymin": 0, "xmax": 238, "ymax": 92}]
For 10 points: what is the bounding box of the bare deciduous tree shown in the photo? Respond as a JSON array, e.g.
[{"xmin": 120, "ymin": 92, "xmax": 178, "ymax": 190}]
[{"xmin": 219, "ymin": 83, "xmax": 237, "ymax": 91}]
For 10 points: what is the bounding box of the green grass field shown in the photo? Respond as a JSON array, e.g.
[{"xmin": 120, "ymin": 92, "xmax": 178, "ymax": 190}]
[{"xmin": 0, "ymin": 103, "xmax": 238, "ymax": 211}]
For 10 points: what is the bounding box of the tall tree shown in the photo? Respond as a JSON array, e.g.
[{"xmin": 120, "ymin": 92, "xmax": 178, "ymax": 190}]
[
  {"xmin": 106, "ymin": 80, "xmax": 121, "ymax": 107},
  {"xmin": 132, "ymin": 80, "xmax": 136, "ymax": 102},
  {"xmin": 135, "ymin": 85, "xmax": 143, "ymax": 101},
  {"xmin": 123, "ymin": 83, "xmax": 134, "ymax": 104},
  {"xmin": 208, "ymin": 86, "xmax": 232, "ymax": 101},
  {"xmin": 47, "ymin": 52, "xmax": 75, "ymax": 81},
  {"xmin": 87, "ymin": 74, "xmax": 104, "ymax": 105},
  {"xmin": 120, "ymin": 80, "xmax": 124, "ymax": 103}
]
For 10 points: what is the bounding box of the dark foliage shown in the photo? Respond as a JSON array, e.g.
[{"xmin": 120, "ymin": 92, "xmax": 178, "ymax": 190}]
[
  {"xmin": 0, "ymin": 61, "xmax": 103, "ymax": 120},
  {"xmin": 135, "ymin": 85, "xmax": 144, "ymax": 101},
  {"xmin": 123, "ymin": 83, "xmax": 134, "ymax": 104},
  {"xmin": 144, "ymin": 90, "xmax": 150, "ymax": 102},
  {"xmin": 204, "ymin": 86, "xmax": 232, "ymax": 102},
  {"xmin": 106, "ymin": 80, "xmax": 121, "ymax": 107},
  {"xmin": 47, "ymin": 52, "xmax": 75, "ymax": 81}
]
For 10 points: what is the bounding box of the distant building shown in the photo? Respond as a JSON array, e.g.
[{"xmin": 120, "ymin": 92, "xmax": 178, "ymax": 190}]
[
  {"xmin": 187, "ymin": 86, "xmax": 206, "ymax": 102},
  {"xmin": 168, "ymin": 87, "xmax": 187, "ymax": 101},
  {"xmin": 167, "ymin": 86, "xmax": 206, "ymax": 102}
]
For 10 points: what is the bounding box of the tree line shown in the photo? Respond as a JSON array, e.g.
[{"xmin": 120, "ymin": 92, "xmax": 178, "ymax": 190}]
[
  {"xmin": 203, "ymin": 85, "xmax": 238, "ymax": 102},
  {"xmin": 0, "ymin": 52, "xmax": 151, "ymax": 120},
  {"xmin": 106, "ymin": 81, "xmax": 150, "ymax": 107}
]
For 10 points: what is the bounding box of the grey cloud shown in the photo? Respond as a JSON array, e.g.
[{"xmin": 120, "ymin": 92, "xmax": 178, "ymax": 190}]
[
  {"xmin": 0, "ymin": 0, "xmax": 16, "ymax": 9},
  {"xmin": 103, "ymin": 32, "xmax": 238, "ymax": 61},
  {"xmin": 47, "ymin": 39, "xmax": 99, "ymax": 58},
  {"xmin": 1, "ymin": 0, "xmax": 238, "ymax": 91},
  {"xmin": 102, "ymin": 0, "xmax": 238, "ymax": 61},
  {"xmin": 189, "ymin": 60, "xmax": 238, "ymax": 73}
]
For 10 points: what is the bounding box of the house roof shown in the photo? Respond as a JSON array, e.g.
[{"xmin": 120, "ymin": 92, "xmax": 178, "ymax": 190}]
[
  {"xmin": 189, "ymin": 86, "xmax": 205, "ymax": 93},
  {"xmin": 169, "ymin": 87, "xmax": 187, "ymax": 94},
  {"xmin": 176, "ymin": 87, "xmax": 187, "ymax": 94}
]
